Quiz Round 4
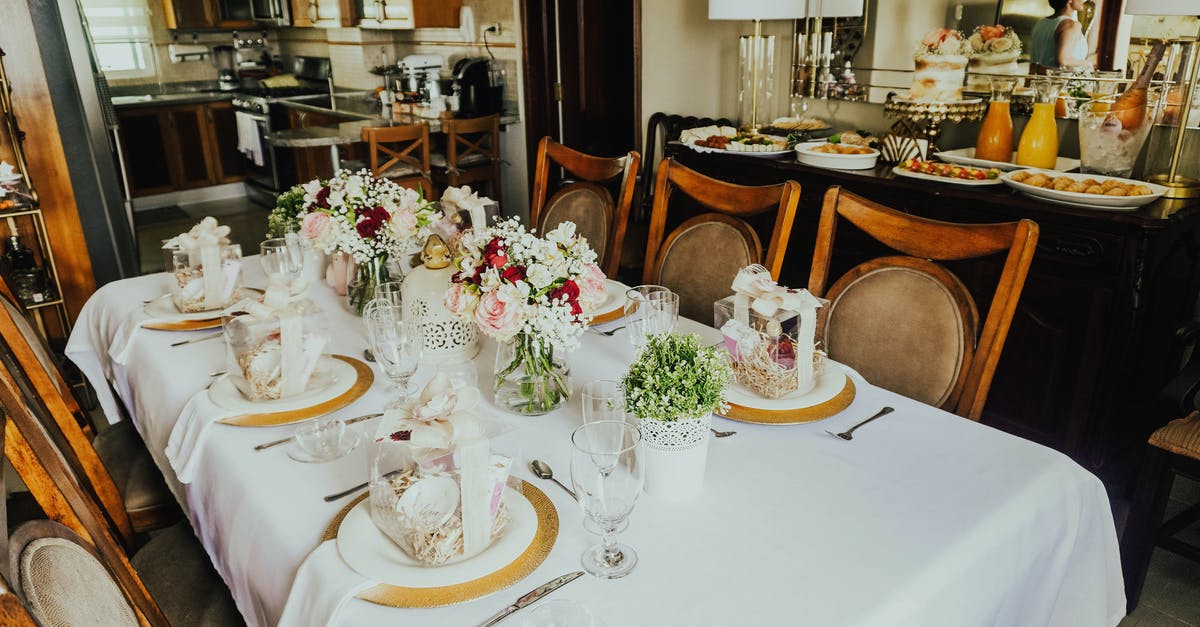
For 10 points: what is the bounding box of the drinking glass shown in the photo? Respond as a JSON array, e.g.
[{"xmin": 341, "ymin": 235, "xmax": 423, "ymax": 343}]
[
  {"xmin": 624, "ymin": 286, "xmax": 678, "ymax": 349},
  {"xmin": 374, "ymin": 281, "xmax": 404, "ymax": 307},
  {"xmin": 582, "ymin": 380, "xmax": 625, "ymax": 424},
  {"xmin": 364, "ymin": 303, "xmax": 422, "ymax": 408},
  {"xmin": 260, "ymin": 238, "xmax": 303, "ymax": 281},
  {"xmin": 570, "ymin": 420, "xmax": 643, "ymax": 579}
]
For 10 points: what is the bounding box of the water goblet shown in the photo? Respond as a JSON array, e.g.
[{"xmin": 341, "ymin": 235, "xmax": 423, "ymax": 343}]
[
  {"xmin": 374, "ymin": 281, "xmax": 404, "ymax": 307},
  {"xmin": 624, "ymin": 285, "xmax": 670, "ymax": 349},
  {"xmin": 364, "ymin": 303, "xmax": 423, "ymax": 408},
  {"xmin": 260, "ymin": 238, "xmax": 303, "ymax": 283},
  {"xmin": 581, "ymin": 380, "xmax": 625, "ymax": 425},
  {"xmin": 570, "ymin": 420, "xmax": 644, "ymax": 579}
]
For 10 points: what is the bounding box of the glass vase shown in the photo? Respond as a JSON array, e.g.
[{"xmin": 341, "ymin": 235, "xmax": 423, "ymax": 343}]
[
  {"xmin": 345, "ymin": 255, "xmax": 392, "ymax": 316},
  {"xmin": 493, "ymin": 333, "xmax": 570, "ymax": 415}
]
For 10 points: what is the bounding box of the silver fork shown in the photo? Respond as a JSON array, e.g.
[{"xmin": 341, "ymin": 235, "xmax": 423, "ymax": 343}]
[
  {"xmin": 710, "ymin": 428, "xmax": 736, "ymax": 438},
  {"xmin": 589, "ymin": 325, "xmax": 625, "ymax": 337},
  {"xmin": 826, "ymin": 407, "xmax": 894, "ymax": 441}
]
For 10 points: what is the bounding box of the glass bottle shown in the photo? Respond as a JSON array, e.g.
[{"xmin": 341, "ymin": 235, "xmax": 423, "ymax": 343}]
[
  {"xmin": 1016, "ymin": 78, "xmax": 1064, "ymax": 169},
  {"xmin": 976, "ymin": 77, "xmax": 1018, "ymax": 163}
]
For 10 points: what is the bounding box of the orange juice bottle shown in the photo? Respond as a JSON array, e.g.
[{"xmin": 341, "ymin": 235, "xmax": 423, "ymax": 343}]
[
  {"xmin": 1016, "ymin": 78, "xmax": 1064, "ymax": 169},
  {"xmin": 976, "ymin": 77, "xmax": 1017, "ymax": 162}
]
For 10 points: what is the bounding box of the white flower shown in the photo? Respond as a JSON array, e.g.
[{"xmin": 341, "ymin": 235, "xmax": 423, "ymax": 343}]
[
  {"xmin": 525, "ymin": 263, "xmax": 554, "ymax": 289},
  {"xmin": 545, "ymin": 222, "xmax": 577, "ymax": 246}
]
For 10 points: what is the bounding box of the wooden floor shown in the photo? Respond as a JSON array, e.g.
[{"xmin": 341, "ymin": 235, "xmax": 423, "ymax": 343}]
[{"xmin": 134, "ymin": 196, "xmax": 271, "ymax": 275}]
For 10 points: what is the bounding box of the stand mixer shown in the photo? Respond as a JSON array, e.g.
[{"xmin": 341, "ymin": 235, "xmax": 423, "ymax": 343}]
[{"xmin": 397, "ymin": 54, "xmax": 445, "ymax": 105}]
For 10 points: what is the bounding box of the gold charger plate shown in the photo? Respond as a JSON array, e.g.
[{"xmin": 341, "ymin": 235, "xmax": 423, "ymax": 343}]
[
  {"xmin": 144, "ymin": 317, "xmax": 222, "ymax": 331},
  {"xmin": 723, "ymin": 376, "xmax": 856, "ymax": 424},
  {"xmin": 216, "ymin": 355, "xmax": 374, "ymax": 427},
  {"xmin": 321, "ymin": 480, "xmax": 558, "ymax": 608}
]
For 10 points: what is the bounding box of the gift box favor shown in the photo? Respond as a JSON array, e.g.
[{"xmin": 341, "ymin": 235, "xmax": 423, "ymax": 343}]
[
  {"xmin": 714, "ymin": 265, "xmax": 826, "ymax": 399},
  {"xmin": 162, "ymin": 217, "xmax": 242, "ymax": 313},
  {"xmin": 223, "ymin": 298, "xmax": 329, "ymax": 401},
  {"xmin": 369, "ymin": 374, "xmax": 511, "ymax": 566}
]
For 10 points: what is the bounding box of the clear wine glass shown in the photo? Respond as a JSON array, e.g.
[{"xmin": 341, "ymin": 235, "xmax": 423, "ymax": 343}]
[
  {"xmin": 364, "ymin": 303, "xmax": 422, "ymax": 408},
  {"xmin": 374, "ymin": 281, "xmax": 404, "ymax": 307},
  {"xmin": 570, "ymin": 420, "xmax": 644, "ymax": 579},
  {"xmin": 260, "ymin": 238, "xmax": 303, "ymax": 282},
  {"xmin": 581, "ymin": 379, "xmax": 625, "ymax": 425},
  {"xmin": 624, "ymin": 285, "xmax": 669, "ymax": 349}
]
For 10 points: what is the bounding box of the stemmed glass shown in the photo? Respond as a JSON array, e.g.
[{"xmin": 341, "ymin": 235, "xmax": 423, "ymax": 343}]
[
  {"xmin": 260, "ymin": 238, "xmax": 303, "ymax": 283},
  {"xmin": 582, "ymin": 379, "xmax": 625, "ymax": 424},
  {"xmin": 364, "ymin": 301, "xmax": 422, "ymax": 408},
  {"xmin": 624, "ymin": 286, "xmax": 679, "ymax": 349},
  {"xmin": 570, "ymin": 420, "xmax": 644, "ymax": 579}
]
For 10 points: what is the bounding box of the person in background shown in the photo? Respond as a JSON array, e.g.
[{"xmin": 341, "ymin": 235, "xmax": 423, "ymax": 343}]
[{"xmin": 1029, "ymin": 0, "xmax": 1101, "ymax": 72}]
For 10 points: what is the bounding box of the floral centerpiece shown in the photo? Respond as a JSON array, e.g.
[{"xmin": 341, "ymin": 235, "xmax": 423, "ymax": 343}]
[
  {"xmin": 267, "ymin": 185, "xmax": 307, "ymax": 237},
  {"xmin": 444, "ymin": 218, "xmax": 605, "ymax": 415},
  {"xmin": 283, "ymin": 169, "xmax": 442, "ymax": 313},
  {"xmin": 622, "ymin": 333, "xmax": 732, "ymax": 499}
]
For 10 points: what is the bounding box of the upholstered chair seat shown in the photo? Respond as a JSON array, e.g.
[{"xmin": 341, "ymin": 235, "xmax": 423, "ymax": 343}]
[
  {"xmin": 93, "ymin": 422, "xmax": 175, "ymax": 517},
  {"xmin": 656, "ymin": 219, "xmax": 757, "ymax": 324}
]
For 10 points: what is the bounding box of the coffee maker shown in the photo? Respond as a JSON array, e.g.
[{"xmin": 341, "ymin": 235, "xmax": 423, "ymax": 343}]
[
  {"xmin": 451, "ymin": 57, "xmax": 503, "ymax": 117},
  {"xmin": 211, "ymin": 45, "xmax": 237, "ymax": 90}
]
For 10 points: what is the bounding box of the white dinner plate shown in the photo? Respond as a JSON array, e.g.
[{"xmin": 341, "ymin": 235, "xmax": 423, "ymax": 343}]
[
  {"xmin": 143, "ymin": 287, "xmax": 259, "ymax": 322},
  {"xmin": 934, "ymin": 148, "xmax": 1081, "ymax": 172},
  {"xmin": 588, "ymin": 279, "xmax": 629, "ymax": 325},
  {"xmin": 892, "ymin": 165, "xmax": 1004, "ymax": 186},
  {"xmin": 337, "ymin": 485, "xmax": 538, "ymax": 588},
  {"xmin": 723, "ymin": 360, "xmax": 849, "ymax": 416},
  {"xmin": 794, "ymin": 142, "xmax": 880, "ymax": 170},
  {"xmin": 208, "ymin": 355, "xmax": 354, "ymax": 413},
  {"xmin": 1000, "ymin": 170, "xmax": 1166, "ymax": 210}
]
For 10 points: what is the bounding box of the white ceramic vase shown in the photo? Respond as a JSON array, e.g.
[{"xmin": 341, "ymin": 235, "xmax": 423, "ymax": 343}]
[{"xmin": 638, "ymin": 413, "xmax": 711, "ymax": 500}]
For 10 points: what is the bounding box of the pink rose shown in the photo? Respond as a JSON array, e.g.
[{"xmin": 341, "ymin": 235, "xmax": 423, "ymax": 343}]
[
  {"xmin": 301, "ymin": 212, "xmax": 331, "ymax": 241},
  {"xmin": 577, "ymin": 264, "xmax": 608, "ymax": 312},
  {"xmin": 444, "ymin": 282, "xmax": 477, "ymax": 317},
  {"xmin": 473, "ymin": 290, "xmax": 522, "ymax": 340}
]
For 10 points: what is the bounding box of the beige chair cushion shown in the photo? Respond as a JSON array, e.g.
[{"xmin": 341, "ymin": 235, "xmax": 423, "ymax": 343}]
[
  {"xmin": 430, "ymin": 152, "xmax": 490, "ymax": 168},
  {"xmin": 19, "ymin": 537, "xmax": 138, "ymax": 627},
  {"xmin": 132, "ymin": 522, "xmax": 244, "ymax": 626},
  {"xmin": 93, "ymin": 421, "xmax": 174, "ymax": 513},
  {"xmin": 541, "ymin": 184, "xmax": 612, "ymax": 262},
  {"xmin": 657, "ymin": 221, "xmax": 753, "ymax": 324},
  {"xmin": 1149, "ymin": 411, "xmax": 1200, "ymax": 459},
  {"xmin": 826, "ymin": 266, "xmax": 967, "ymax": 407}
]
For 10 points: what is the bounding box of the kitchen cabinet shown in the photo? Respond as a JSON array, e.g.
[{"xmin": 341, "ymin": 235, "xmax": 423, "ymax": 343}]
[
  {"xmin": 355, "ymin": 0, "xmax": 462, "ymax": 29},
  {"xmin": 290, "ymin": 0, "xmax": 355, "ymax": 27},
  {"xmin": 116, "ymin": 100, "xmax": 246, "ymax": 197},
  {"xmin": 162, "ymin": 0, "xmax": 255, "ymax": 29},
  {"xmin": 286, "ymin": 109, "xmax": 367, "ymax": 182}
]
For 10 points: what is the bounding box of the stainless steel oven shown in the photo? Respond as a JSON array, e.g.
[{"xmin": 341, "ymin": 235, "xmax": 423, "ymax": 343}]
[
  {"xmin": 250, "ymin": 0, "xmax": 290, "ymax": 26},
  {"xmin": 231, "ymin": 96, "xmax": 295, "ymax": 207}
]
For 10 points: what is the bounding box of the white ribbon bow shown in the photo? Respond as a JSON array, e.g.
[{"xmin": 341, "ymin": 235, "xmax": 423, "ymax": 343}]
[
  {"xmin": 164, "ymin": 217, "xmax": 234, "ymax": 307},
  {"xmin": 730, "ymin": 265, "xmax": 822, "ymax": 321}
]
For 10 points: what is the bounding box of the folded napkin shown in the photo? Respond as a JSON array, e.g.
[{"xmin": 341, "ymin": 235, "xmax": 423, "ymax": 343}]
[
  {"xmin": 277, "ymin": 541, "xmax": 374, "ymax": 627},
  {"xmin": 165, "ymin": 388, "xmax": 237, "ymax": 484},
  {"xmin": 108, "ymin": 301, "xmax": 174, "ymax": 366}
]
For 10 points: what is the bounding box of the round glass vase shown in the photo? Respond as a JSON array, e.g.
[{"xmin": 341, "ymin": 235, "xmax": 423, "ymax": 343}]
[
  {"xmin": 345, "ymin": 256, "xmax": 393, "ymax": 316},
  {"xmin": 493, "ymin": 334, "xmax": 571, "ymax": 415}
]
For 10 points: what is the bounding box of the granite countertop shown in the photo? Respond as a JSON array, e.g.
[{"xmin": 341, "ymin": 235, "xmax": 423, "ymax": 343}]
[{"xmin": 109, "ymin": 80, "xmax": 237, "ymax": 107}]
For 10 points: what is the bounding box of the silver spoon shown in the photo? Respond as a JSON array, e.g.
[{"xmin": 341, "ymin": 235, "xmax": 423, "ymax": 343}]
[
  {"xmin": 529, "ymin": 460, "xmax": 577, "ymax": 501},
  {"xmin": 710, "ymin": 427, "xmax": 736, "ymax": 438},
  {"xmin": 589, "ymin": 325, "xmax": 625, "ymax": 337},
  {"xmin": 826, "ymin": 407, "xmax": 895, "ymax": 441}
]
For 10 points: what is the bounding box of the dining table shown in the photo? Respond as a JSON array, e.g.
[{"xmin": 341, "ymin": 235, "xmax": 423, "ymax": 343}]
[{"xmin": 65, "ymin": 259, "xmax": 1127, "ymax": 627}]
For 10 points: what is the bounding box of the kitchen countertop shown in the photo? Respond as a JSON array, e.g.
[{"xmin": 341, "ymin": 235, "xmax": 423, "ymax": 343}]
[{"xmin": 109, "ymin": 80, "xmax": 238, "ymax": 107}]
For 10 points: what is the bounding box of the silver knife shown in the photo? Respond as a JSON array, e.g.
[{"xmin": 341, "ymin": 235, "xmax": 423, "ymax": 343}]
[
  {"xmin": 253, "ymin": 412, "xmax": 383, "ymax": 451},
  {"xmin": 170, "ymin": 332, "xmax": 223, "ymax": 347},
  {"xmin": 478, "ymin": 571, "xmax": 585, "ymax": 627}
]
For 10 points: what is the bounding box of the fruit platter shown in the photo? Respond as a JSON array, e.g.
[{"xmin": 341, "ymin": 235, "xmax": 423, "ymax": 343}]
[
  {"xmin": 679, "ymin": 126, "xmax": 792, "ymax": 157},
  {"xmin": 893, "ymin": 158, "xmax": 1003, "ymax": 186}
]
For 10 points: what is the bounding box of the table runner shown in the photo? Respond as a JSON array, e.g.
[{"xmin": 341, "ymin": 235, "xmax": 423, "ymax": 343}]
[{"xmin": 66, "ymin": 264, "xmax": 1126, "ymax": 627}]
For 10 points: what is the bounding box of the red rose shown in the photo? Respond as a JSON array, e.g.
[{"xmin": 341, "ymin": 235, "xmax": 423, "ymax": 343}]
[
  {"xmin": 355, "ymin": 206, "xmax": 391, "ymax": 239},
  {"xmin": 483, "ymin": 236, "xmax": 508, "ymax": 268},
  {"xmin": 501, "ymin": 265, "xmax": 526, "ymax": 283},
  {"xmin": 569, "ymin": 299, "xmax": 582, "ymax": 316},
  {"xmin": 315, "ymin": 187, "xmax": 331, "ymax": 208}
]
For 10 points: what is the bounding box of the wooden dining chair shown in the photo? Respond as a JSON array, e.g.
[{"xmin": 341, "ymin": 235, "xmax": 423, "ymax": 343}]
[
  {"xmin": 530, "ymin": 137, "xmax": 640, "ymax": 278},
  {"xmin": 0, "ymin": 294, "xmax": 178, "ymax": 544},
  {"xmin": 0, "ymin": 572, "xmax": 36, "ymax": 626},
  {"xmin": 644, "ymin": 158, "xmax": 801, "ymax": 323},
  {"xmin": 0, "ymin": 339, "xmax": 241, "ymax": 626},
  {"xmin": 361, "ymin": 123, "xmax": 433, "ymax": 197},
  {"xmin": 807, "ymin": 187, "xmax": 1039, "ymax": 421},
  {"xmin": 431, "ymin": 114, "xmax": 502, "ymax": 200}
]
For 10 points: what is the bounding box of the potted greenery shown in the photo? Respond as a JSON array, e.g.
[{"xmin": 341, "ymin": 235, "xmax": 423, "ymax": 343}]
[{"xmin": 623, "ymin": 333, "xmax": 732, "ymax": 499}]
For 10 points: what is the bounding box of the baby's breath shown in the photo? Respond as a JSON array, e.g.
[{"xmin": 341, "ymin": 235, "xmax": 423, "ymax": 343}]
[{"xmin": 623, "ymin": 333, "xmax": 732, "ymax": 422}]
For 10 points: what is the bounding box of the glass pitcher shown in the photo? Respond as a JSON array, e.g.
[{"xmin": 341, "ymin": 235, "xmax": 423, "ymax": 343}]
[
  {"xmin": 1016, "ymin": 78, "xmax": 1064, "ymax": 169},
  {"xmin": 976, "ymin": 77, "xmax": 1018, "ymax": 163}
]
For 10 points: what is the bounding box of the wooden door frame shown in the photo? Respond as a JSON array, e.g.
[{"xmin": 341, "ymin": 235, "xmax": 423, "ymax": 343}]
[{"xmin": 519, "ymin": 0, "xmax": 641, "ymax": 195}]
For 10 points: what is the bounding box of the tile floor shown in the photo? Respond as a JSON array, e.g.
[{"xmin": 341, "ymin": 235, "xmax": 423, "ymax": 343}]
[
  {"xmin": 1120, "ymin": 476, "xmax": 1200, "ymax": 626},
  {"xmin": 134, "ymin": 196, "xmax": 271, "ymax": 275}
]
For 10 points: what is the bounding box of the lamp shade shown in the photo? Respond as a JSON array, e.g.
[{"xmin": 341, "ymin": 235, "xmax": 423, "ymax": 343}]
[
  {"xmin": 1123, "ymin": 0, "xmax": 1200, "ymax": 15},
  {"xmin": 709, "ymin": 0, "xmax": 863, "ymax": 20}
]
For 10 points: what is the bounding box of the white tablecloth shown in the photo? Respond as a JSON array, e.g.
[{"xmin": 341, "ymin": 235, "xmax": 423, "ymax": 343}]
[{"xmin": 66, "ymin": 266, "xmax": 1126, "ymax": 627}]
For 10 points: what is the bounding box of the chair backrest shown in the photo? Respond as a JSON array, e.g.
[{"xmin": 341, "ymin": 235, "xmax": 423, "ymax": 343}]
[
  {"xmin": 8, "ymin": 520, "xmax": 138, "ymax": 627},
  {"xmin": 442, "ymin": 114, "xmax": 501, "ymax": 169},
  {"xmin": 0, "ymin": 344, "xmax": 168, "ymax": 624},
  {"xmin": 807, "ymin": 187, "xmax": 1039, "ymax": 420},
  {"xmin": 0, "ymin": 571, "xmax": 37, "ymax": 626},
  {"xmin": 639, "ymin": 113, "xmax": 735, "ymax": 218},
  {"xmin": 361, "ymin": 123, "xmax": 432, "ymax": 195},
  {"xmin": 644, "ymin": 159, "xmax": 801, "ymax": 323},
  {"xmin": 530, "ymin": 136, "xmax": 641, "ymax": 277},
  {"xmin": 0, "ymin": 295, "xmax": 136, "ymax": 547}
]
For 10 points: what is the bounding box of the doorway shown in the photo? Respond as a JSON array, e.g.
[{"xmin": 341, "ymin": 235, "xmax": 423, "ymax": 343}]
[{"xmin": 520, "ymin": 0, "xmax": 641, "ymax": 174}]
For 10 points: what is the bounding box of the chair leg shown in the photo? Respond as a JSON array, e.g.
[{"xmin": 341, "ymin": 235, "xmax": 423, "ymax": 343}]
[{"xmin": 1121, "ymin": 446, "xmax": 1175, "ymax": 612}]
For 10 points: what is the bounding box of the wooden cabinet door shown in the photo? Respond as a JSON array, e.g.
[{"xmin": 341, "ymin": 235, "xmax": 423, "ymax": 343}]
[
  {"xmin": 167, "ymin": 105, "xmax": 217, "ymax": 189},
  {"xmin": 162, "ymin": 0, "xmax": 218, "ymax": 29},
  {"xmin": 116, "ymin": 108, "xmax": 174, "ymax": 197},
  {"xmin": 413, "ymin": 0, "xmax": 460, "ymax": 28},
  {"xmin": 205, "ymin": 101, "xmax": 248, "ymax": 184},
  {"xmin": 290, "ymin": 0, "xmax": 315, "ymax": 25}
]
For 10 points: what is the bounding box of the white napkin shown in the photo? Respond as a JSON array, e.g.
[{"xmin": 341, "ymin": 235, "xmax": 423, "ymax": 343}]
[
  {"xmin": 277, "ymin": 541, "xmax": 374, "ymax": 627},
  {"xmin": 108, "ymin": 302, "xmax": 172, "ymax": 366},
  {"xmin": 164, "ymin": 388, "xmax": 236, "ymax": 484}
]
